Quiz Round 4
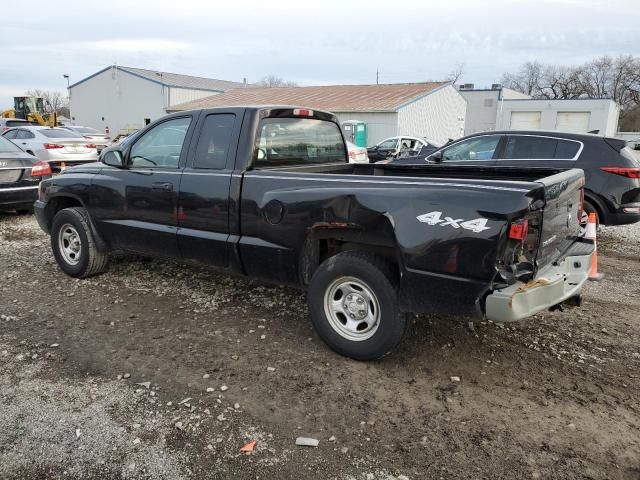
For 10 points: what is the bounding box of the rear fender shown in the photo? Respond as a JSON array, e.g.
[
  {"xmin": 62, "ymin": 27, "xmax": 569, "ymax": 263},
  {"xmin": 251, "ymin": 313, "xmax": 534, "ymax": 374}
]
[{"xmin": 299, "ymin": 218, "xmax": 401, "ymax": 285}]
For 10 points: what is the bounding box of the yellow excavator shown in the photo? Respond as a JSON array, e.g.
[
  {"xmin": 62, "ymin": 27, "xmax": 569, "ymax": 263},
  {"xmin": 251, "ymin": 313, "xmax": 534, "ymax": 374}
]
[{"xmin": 1, "ymin": 96, "xmax": 57, "ymax": 127}]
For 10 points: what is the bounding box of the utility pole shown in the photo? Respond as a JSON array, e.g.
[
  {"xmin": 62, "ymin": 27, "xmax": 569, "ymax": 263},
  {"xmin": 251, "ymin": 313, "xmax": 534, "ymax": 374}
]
[{"xmin": 376, "ymin": 69, "xmax": 379, "ymax": 85}]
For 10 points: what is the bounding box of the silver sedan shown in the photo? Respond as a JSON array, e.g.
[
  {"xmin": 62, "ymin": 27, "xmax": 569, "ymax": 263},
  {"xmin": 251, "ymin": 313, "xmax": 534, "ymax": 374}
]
[
  {"xmin": 2, "ymin": 126, "xmax": 98, "ymax": 168},
  {"xmin": 61, "ymin": 125, "xmax": 111, "ymax": 153}
]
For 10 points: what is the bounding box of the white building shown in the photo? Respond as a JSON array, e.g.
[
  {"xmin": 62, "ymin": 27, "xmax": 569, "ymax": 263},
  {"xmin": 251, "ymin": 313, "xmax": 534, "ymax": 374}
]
[
  {"xmin": 460, "ymin": 84, "xmax": 621, "ymax": 136},
  {"xmin": 497, "ymin": 98, "xmax": 620, "ymax": 136},
  {"xmin": 459, "ymin": 85, "xmax": 530, "ymax": 135},
  {"xmin": 69, "ymin": 65, "xmax": 249, "ymax": 135},
  {"xmin": 169, "ymin": 82, "xmax": 467, "ymax": 146}
]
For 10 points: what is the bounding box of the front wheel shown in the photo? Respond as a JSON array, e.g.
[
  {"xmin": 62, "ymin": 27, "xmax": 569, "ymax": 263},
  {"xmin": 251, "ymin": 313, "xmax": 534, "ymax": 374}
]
[
  {"xmin": 50, "ymin": 207, "xmax": 108, "ymax": 278},
  {"xmin": 307, "ymin": 251, "xmax": 407, "ymax": 360}
]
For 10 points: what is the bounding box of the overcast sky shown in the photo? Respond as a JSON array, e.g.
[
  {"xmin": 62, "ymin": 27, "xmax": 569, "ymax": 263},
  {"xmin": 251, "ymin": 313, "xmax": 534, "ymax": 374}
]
[{"xmin": 1, "ymin": 0, "xmax": 639, "ymax": 107}]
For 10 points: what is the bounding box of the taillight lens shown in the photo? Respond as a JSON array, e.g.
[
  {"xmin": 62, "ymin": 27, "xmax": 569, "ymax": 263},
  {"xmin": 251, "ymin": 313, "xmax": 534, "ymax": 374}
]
[
  {"xmin": 292, "ymin": 108, "xmax": 314, "ymax": 117},
  {"xmin": 44, "ymin": 143, "xmax": 64, "ymax": 149},
  {"xmin": 348, "ymin": 150, "xmax": 356, "ymax": 160},
  {"xmin": 509, "ymin": 219, "xmax": 529, "ymax": 241},
  {"xmin": 600, "ymin": 167, "xmax": 640, "ymax": 179},
  {"xmin": 31, "ymin": 160, "xmax": 52, "ymax": 177},
  {"xmin": 85, "ymin": 144, "xmax": 97, "ymax": 149}
]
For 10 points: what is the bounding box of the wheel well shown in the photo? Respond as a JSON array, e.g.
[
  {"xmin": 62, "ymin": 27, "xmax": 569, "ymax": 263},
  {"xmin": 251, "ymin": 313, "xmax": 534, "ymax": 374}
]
[
  {"xmin": 300, "ymin": 236, "xmax": 399, "ymax": 285},
  {"xmin": 583, "ymin": 192, "xmax": 606, "ymax": 223},
  {"xmin": 45, "ymin": 196, "xmax": 83, "ymax": 228}
]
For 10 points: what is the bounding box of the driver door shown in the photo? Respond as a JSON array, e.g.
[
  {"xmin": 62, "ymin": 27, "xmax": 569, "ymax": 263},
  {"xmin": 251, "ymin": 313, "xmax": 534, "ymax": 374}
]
[{"xmin": 94, "ymin": 116, "xmax": 194, "ymax": 257}]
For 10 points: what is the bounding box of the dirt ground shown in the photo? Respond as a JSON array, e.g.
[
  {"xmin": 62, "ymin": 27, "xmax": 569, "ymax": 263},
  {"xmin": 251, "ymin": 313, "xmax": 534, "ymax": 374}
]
[{"xmin": 1, "ymin": 213, "xmax": 639, "ymax": 480}]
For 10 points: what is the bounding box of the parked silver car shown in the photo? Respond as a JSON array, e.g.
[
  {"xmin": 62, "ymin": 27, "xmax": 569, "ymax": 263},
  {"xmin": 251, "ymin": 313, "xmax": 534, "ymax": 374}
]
[
  {"xmin": 0, "ymin": 118, "xmax": 30, "ymax": 133},
  {"xmin": 2, "ymin": 126, "xmax": 98, "ymax": 168},
  {"xmin": 61, "ymin": 125, "xmax": 111, "ymax": 153}
]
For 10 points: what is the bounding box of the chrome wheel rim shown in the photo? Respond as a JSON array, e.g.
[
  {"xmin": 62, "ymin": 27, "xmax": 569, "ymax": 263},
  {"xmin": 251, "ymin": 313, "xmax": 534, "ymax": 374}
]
[
  {"xmin": 58, "ymin": 223, "xmax": 82, "ymax": 266},
  {"xmin": 323, "ymin": 276, "xmax": 381, "ymax": 341}
]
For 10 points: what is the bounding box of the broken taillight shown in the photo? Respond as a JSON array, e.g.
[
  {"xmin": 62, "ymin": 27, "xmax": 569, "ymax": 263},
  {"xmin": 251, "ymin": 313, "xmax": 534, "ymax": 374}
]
[{"xmin": 509, "ymin": 219, "xmax": 529, "ymax": 241}]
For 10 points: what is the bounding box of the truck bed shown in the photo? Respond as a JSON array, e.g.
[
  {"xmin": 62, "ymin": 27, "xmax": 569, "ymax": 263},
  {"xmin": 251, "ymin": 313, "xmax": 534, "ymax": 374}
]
[{"xmin": 266, "ymin": 161, "xmax": 568, "ymax": 185}]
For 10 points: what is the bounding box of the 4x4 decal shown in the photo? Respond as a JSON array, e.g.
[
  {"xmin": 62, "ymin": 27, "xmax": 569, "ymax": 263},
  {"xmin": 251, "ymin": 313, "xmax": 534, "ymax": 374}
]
[{"xmin": 416, "ymin": 211, "xmax": 491, "ymax": 233}]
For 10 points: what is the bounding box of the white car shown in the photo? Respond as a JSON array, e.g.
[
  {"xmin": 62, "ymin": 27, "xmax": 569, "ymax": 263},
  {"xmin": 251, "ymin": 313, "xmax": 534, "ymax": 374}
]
[
  {"xmin": 61, "ymin": 126, "xmax": 111, "ymax": 153},
  {"xmin": 2, "ymin": 126, "xmax": 98, "ymax": 168},
  {"xmin": 346, "ymin": 141, "xmax": 369, "ymax": 163},
  {"xmin": 367, "ymin": 136, "xmax": 440, "ymax": 162}
]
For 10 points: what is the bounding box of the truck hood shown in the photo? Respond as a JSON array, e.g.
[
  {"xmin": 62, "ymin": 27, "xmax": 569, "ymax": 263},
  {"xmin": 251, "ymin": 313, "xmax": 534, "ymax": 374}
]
[{"xmin": 61, "ymin": 162, "xmax": 103, "ymax": 175}]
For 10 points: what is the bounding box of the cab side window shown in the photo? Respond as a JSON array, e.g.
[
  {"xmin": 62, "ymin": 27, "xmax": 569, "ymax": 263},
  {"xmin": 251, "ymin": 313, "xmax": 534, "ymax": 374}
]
[
  {"xmin": 3, "ymin": 130, "xmax": 17, "ymax": 139},
  {"xmin": 442, "ymin": 135, "xmax": 500, "ymax": 161},
  {"xmin": 129, "ymin": 117, "xmax": 191, "ymax": 168},
  {"xmin": 193, "ymin": 114, "xmax": 236, "ymax": 170}
]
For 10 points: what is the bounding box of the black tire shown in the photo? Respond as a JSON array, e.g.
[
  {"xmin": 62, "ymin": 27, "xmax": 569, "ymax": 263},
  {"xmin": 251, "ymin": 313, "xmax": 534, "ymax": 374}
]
[
  {"xmin": 50, "ymin": 207, "xmax": 108, "ymax": 278},
  {"xmin": 583, "ymin": 200, "xmax": 600, "ymax": 228},
  {"xmin": 307, "ymin": 251, "xmax": 407, "ymax": 360}
]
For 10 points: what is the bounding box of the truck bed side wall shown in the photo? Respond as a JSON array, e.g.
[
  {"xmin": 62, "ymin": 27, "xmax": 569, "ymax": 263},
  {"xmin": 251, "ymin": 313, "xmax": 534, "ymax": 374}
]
[{"xmin": 238, "ymin": 170, "xmax": 535, "ymax": 314}]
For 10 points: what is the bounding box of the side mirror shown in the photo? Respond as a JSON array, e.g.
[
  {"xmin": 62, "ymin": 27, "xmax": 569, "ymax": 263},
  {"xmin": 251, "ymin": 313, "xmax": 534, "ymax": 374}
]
[
  {"xmin": 430, "ymin": 151, "xmax": 443, "ymax": 163},
  {"xmin": 102, "ymin": 150, "xmax": 125, "ymax": 168}
]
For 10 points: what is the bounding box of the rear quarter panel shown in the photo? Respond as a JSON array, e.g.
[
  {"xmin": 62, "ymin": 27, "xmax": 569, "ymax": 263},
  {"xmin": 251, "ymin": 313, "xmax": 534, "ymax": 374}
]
[{"xmin": 239, "ymin": 171, "xmax": 535, "ymax": 313}]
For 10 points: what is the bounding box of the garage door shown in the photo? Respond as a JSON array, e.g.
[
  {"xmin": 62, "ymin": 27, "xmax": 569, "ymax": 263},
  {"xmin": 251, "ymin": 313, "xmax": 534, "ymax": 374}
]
[
  {"xmin": 556, "ymin": 112, "xmax": 590, "ymax": 133},
  {"xmin": 510, "ymin": 111, "xmax": 541, "ymax": 130}
]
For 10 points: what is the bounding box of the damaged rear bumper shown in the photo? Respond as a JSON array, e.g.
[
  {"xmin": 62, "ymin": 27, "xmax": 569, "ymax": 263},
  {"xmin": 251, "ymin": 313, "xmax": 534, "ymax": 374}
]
[{"xmin": 485, "ymin": 239, "xmax": 595, "ymax": 323}]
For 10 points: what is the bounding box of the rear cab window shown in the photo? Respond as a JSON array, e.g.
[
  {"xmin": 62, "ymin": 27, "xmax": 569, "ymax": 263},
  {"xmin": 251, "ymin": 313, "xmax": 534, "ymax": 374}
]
[{"xmin": 253, "ymin": 117, "xmax": 346, "ymax": 168}]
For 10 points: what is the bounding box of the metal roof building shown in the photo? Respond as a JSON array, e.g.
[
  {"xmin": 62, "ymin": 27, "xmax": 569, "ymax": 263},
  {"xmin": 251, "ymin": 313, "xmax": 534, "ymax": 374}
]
[
  {"xmin": 169, "ymin": 82, "xmax": 467, "ymax": 146},
  {"xmin": 68, "ymin": 65, "xmax": 250, "ymax": 135}
]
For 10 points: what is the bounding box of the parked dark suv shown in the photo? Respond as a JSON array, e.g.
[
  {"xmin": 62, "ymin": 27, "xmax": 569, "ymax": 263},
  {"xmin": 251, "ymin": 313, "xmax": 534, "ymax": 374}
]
[{"xmin": 391, "ymin": 131, "xmax": 640, "ymax": 226}]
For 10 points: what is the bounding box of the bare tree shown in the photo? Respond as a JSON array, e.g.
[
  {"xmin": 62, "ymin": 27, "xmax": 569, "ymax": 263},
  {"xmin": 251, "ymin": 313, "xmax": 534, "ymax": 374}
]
[
  {"xmin": 501, "ymin": 61, "xmax": 545, "ymax": 96},
  {"xmin": 502, "ymin": 56, "xmax": 640, "ymax": 122},
  {"xmin": 24, "ymin": 89, "xmax": 69, "ymax": 115},
  {"xmin": 446, "ymin": 63, "xmax": 465, "ymax": 85},
  {"xmin": 539, "ymin": 65, "xmax": 584, "ymax": 99},
  {"xmin": 258, "ymin": 75, "xmax": 298, "ymax": 88}
]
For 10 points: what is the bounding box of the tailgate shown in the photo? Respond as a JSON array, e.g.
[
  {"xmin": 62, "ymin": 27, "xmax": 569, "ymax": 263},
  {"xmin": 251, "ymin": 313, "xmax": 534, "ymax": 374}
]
[{"xmin": 535, "ymin": 169, "xmax": 585, "ymax": 268}]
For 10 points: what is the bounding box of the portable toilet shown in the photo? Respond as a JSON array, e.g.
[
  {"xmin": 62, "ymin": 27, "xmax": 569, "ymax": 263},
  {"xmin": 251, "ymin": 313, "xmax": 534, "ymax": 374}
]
[{"xmin": 341, "ymin": 120, "xmax": 367, "ymax": 147}]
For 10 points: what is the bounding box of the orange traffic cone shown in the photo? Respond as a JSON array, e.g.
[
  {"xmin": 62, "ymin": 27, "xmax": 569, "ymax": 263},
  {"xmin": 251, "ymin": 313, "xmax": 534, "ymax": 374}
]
[{"xmin": 585, "ymin": 212, "xmax": 604, "ymax": 281}]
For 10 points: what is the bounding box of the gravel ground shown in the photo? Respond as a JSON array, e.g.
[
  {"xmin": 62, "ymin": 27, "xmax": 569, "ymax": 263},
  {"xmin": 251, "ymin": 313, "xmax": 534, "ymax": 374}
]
[{"xmin": 0, "ymin": 213, "xmax": 639, "ymax": 479}]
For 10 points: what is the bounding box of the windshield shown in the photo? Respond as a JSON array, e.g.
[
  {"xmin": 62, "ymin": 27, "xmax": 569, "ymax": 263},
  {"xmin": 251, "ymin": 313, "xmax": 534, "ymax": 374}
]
[
  {"xmin": 0, "ymin": 135, "xmax": 23, "ymax": 153},
  {"xmin": 40, "ymin": 129, "xmax": 79, "ymax": 139}
]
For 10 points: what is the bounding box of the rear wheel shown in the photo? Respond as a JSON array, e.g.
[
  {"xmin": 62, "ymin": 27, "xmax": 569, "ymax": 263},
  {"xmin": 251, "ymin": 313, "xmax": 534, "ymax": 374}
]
[
  {"xmin": 308, "ymin": 251, "xmax": 407, "ymax": 360},
  {"xmin": 51, "ymin": 207, "xmax": 108, "ymax": 278}
]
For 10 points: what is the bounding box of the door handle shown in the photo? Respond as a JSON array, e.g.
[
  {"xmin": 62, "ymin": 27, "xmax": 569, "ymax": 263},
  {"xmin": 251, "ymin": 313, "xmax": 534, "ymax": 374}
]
[{"xmin": 152, "ymin": 182, "xmax": 173, "ymax": 192}]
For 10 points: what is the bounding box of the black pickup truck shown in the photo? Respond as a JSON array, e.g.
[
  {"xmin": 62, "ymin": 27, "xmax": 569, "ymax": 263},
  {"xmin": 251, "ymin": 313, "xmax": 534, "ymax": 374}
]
[{"xmin": 34, "ymin": 106, "xmax": 594, "ymax": 360}]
